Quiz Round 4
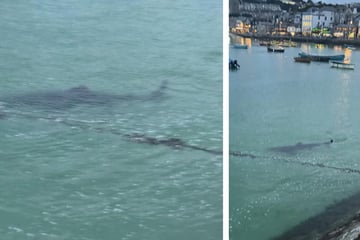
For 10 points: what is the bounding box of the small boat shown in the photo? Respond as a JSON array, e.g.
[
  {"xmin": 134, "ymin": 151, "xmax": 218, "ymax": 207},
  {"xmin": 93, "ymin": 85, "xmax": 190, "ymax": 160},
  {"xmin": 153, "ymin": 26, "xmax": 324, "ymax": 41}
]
[
  {"xmin": 294, "ymin": 57, "xmax": 311, "ymax": 63},
  {"xmin": 267, "ymin": 46, "xmax": 285, "ymax": 53},
  {"xmin": 259, "ymin": 41, "xmax": 270, "ymax": 46},
  {"xmin": 330, "ymin": 61, "xmax": 355, "ymax": 70},
  {"xmin": 344, "ymin": 44, "xmax": 356, "ymax": 50},
  {"xmin": 282, "ymin": 41, "xmax": 297, "ymax": 48},
  {"xmin": 298, "ymin": 52, "xmax": 345, "ymax": 62},
  {"xmin": 232, "ymin": 44, "xmax": 248, "ymax": 49},
  {"xmin": 271, "ymin": 40, "xmax": 297, "ymax": 47},
  {"xmin": 229, "ymin": 59, "xmax": 240, "ymax": 71}
]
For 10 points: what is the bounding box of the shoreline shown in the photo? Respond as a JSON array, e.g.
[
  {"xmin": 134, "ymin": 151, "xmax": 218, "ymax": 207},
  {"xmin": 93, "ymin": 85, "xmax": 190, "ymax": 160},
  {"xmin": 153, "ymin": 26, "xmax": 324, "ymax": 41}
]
[
  {"xmin": 230, "ymin": 32, "xmax": 360, "ymax": 47},
  {"xmin": 272, "ymin": 191, "xmax": 360, "ymax": 240}
]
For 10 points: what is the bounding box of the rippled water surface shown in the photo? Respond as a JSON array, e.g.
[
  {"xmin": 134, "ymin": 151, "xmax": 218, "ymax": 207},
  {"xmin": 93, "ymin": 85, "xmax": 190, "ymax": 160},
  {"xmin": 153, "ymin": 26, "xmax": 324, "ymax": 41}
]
[
  {"xmin": 0, "ymin": 1, "xmax": 222, "ymax": 239},
  {"xmin": 230, "ymin": 37, "xmax": 360, "ymax": 240}
]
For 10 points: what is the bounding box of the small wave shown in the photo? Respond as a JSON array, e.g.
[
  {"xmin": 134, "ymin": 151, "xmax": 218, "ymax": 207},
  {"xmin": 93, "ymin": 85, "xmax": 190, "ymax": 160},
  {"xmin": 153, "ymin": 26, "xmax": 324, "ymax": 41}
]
[
  {"xmin": 67, "ymin": 118, "xmax": 108, "ymax": 124},
  {"xmin": 8, "ymin": 226, "xmax": 23, "ymax": 232}
]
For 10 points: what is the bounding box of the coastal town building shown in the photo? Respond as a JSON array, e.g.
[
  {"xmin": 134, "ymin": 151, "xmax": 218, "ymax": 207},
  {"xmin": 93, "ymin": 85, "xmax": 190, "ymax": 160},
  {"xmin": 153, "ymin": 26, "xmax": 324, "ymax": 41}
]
[
  {"xmin": 301, "ymin": 14, "xmax": 312, "ymax": 35},
  {"xmin": 238, "ymin": 1, "xmax": 281, "ymax": 12},
  {"xmin": 301, "ymin": 7, "xmax": 335, "ymax": 36},
  {"xmin": 230, "ymin": 0, "xmax": 360, "ymax": 39}
]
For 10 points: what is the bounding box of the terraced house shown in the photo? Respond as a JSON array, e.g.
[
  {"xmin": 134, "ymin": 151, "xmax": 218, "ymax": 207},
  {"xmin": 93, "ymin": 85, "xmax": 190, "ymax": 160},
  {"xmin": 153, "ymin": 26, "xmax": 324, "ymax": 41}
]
[
  {"xmin": 230, "ymin": 0, "xmax": 360, "ymax": 39},
  {"xmin": 301, "ymin": 7, "xmax": 335, "ymax": 36}
]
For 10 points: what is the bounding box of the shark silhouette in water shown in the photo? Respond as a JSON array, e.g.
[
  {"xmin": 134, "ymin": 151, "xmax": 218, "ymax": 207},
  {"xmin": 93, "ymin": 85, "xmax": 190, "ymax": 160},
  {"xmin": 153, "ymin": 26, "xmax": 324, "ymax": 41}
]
[
  {"xmin": 232, "ymin": 138, "xmax": 360, "ymax": 176},
  {"xmin": 122, "ymin": 133, "xmax": 224, "ymax": 155},
  {"xmin": 0, "ymin": 80, "xmax": 168, "ymax": 110},
  {"xmin": 8, "ymin": 114, "xmax": 225, "ymax": 157},
  {"xmin": 0, "ymin": 80, "xmax": 227, "ymax": 157},
  {"xmin": 268, "ymin": 139, "xmax": 334, "ymax": 155}
]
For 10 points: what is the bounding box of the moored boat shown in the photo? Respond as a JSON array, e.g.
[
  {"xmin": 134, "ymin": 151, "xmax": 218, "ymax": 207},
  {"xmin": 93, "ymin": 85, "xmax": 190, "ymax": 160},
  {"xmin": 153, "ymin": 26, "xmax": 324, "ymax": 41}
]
[
  {"xmin": 294, "ymin": 57, "xmax": 311, "ymax": 63},
  {"xmin": 344, "ymin": 44, "xmax": 356, "ymax": 50},
  {"xmin": 268, "ymin": 46, "xmax": 285, "ymax": 53},
  {"xmin": 271, "ymin": 40, "xmax": 297, "ymax": 47},
  {"xmin": 259, "ymin": 41, "xmax": 270, "ymax": 46},
  {"xmin": 232, "ymin": 44, "xmax": 248, "ymax": 49},
  {"xmin": 330, "ymin": 61, "xmax": 355, "ymax": 70},
  {"xmin": 298, "ymin": 52, "xmax": 345, "ymax": 62}
]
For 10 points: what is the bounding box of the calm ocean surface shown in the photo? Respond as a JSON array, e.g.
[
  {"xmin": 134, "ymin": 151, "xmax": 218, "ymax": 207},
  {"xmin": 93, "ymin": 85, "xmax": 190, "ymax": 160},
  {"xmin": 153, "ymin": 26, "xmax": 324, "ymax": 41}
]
[
  {"xmin": 230, "ymin": 36, "xmax": 360, "ymax": 239},
  {"xmin": 0, "ymin": 1, "xmax": 222, "ymax": 239}
]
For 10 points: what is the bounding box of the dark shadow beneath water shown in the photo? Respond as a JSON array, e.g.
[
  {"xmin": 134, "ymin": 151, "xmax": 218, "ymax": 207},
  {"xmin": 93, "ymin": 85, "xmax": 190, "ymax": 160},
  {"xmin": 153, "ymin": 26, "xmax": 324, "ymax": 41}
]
[{"xmin": 272, "ymin": 190, "xmax": 360, "ymax": 240}]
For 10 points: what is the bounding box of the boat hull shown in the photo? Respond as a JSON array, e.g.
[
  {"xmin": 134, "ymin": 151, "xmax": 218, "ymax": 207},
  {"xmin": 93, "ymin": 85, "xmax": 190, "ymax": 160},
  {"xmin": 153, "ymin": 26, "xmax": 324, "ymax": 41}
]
[
  {"xmin": 330, "ymin": 61, "xmax": 355, "ymax": 70},
  {"xmin": 298, "ymin": 52, "xmax": 345, "ymax": 62},
  {"xmin": 232, "ymin": 44, "xmax": 248, "ymax": 49},
  {"xmin": 294, "ymin": 57, "xmax": 311, "ymax": 63},
  {"xmin": 268, "ymin": 46, "xmax": 285, "ymax": 53}
]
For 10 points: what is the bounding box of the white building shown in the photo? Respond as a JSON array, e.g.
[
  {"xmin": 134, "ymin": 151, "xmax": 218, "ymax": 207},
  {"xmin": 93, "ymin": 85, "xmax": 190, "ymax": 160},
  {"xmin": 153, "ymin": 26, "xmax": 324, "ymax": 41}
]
[
  {"xmin": 301, "ymin": 14, "xmax": 312, "ymax": 35},
  {"xmin": 312, "ymin": 10, "xmax": 335, "ymax": 28},
  {"xmin": 301, "ymin": 7, "xmax": 336, "ymax": 35}
]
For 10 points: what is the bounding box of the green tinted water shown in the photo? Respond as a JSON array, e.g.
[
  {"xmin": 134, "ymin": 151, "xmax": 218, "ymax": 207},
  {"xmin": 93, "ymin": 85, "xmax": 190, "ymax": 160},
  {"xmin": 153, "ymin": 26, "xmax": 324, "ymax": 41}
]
[
  {"xmin": 230, "ymin": 39, "xmax": 360, "ymax": 239},
  {"xmin": 0, "ymin": 1, "xmax": 222, "ymax": 239}
]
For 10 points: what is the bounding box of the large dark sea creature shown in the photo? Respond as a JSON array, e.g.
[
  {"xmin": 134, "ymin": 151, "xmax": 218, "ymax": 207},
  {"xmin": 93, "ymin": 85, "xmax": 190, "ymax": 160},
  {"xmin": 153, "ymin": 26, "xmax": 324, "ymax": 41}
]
[
  {"xmin": 268, "ymin": 139, "xmax": 334, "ymax": 155},
  {"xmin": 0, "ymin": 80, "xmax": 168, "ymax": 110},
  {"xmin": 43, "ymin": 117, "xmax": 225, "ymax": 157},
  {"xmin": 0, "ymin": 81, "xmax": 226, "ymax": 157},
  {"xmin": 230, "ymin": 138, "xmax": 360, "ymax": 175}
]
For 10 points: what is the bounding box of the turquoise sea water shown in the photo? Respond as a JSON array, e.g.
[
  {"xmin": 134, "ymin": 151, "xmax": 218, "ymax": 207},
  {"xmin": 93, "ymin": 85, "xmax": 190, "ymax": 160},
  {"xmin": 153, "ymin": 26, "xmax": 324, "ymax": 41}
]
[
  {"xmin": 230, "ymin": 37, "xmax": 360, "ymax": 239},
  {"xmin": 0, "ymin": 1, "xmax": 222, "ymax": 239}
]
